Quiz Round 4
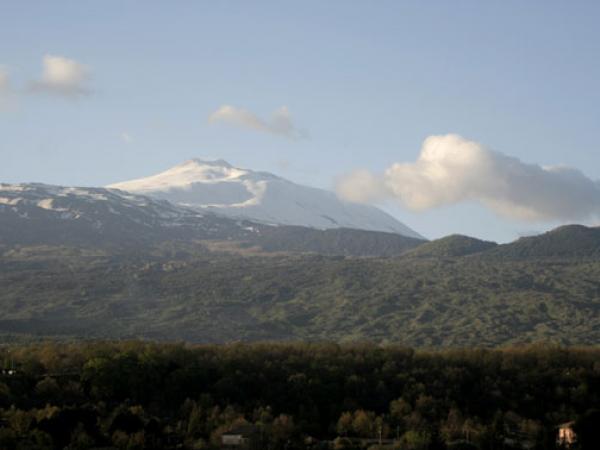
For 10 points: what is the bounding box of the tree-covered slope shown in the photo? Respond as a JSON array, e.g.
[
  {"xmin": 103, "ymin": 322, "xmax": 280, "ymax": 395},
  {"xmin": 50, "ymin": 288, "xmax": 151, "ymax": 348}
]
[
  {"xmin": 254, "ymin": 226, "xmax": 424, "ymax": 256},
  {"xmin": 1, "ymin": 244, "xmax": 599, "ymax": 347},
  {"xmin": 489, "ymin": 225, "xmax": 600, "ymax": 259},
  {"xmin": 406, "ymin": 234, "xmax": 497, "ymax": 258}
]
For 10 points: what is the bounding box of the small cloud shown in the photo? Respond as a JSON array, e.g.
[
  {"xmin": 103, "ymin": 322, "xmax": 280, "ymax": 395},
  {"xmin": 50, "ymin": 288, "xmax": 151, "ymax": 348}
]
[
  {"xmin": 336, "ymin": 133, "xmax": 600, "ymax": 223},
  {"xmin": 120, "ymin": 131, "xmax": 133, "ymax": 143},
  {"xmin": 208, "ymin": 105, "xmax": 306, "ymax": 139},
  {"xmin": 30, "ymin": 55, "xmax": 91, "ymax": 97}
]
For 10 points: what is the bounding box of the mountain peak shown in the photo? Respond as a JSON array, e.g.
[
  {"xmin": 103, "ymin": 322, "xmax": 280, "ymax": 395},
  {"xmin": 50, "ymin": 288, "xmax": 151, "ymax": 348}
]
[
  {"xmin": 108, "ymin": 159, "xmax": 423, "ymax": 238},
  {"xmin": 108, "ymin": 158, "xmax": 249, "ymax": 193},
  {"xmin": 181, "ymin": 158, "xmax": 234, "ymax": 169}
]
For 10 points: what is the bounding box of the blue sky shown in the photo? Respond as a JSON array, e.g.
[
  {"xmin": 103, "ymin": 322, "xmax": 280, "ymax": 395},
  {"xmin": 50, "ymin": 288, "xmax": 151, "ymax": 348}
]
[{"xmin": 1, "ymin": 1, "xmax": 600, "ymax": 242}]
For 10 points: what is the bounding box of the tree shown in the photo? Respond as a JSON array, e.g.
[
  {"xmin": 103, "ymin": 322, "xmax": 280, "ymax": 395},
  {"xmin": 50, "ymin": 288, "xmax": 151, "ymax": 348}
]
[
  {"xmin": 333, "ymin": 437, "xmax": 354, "ymax": 450},
  {"xmin": 0, "ymin": 381, "xmax": 10, "ymax": 407},
  {"xmin": 271, "ymin": 414, "xmax": 297, "ymax": 449},
  {"xmin": 186, "ymin": 401, "xmax": 204, "ymax": 438},
  {"xmin": 440, "ymin": 408, "xmax": 464, "ymax": 443},
  {"xmin": 352, "ymin": 410, "xmax": 375, "ymax": 438},
  {"xmin": 397, "ymin": 430, "xmax": 431, "ymax": 450},
  {"xmin": 337, "ymin": 412, "xmax": 353, "ymax": 437},
  {"xmin": 390, "ymin": 398, "xmax": 412, "ymax": 421},
  {"xmin": 67, "ymin": 423, "xmax": 96, "ymax": 450},
  {"xmin": 35, "ymin": 376, "xmax": 60, "ymax": 403}
]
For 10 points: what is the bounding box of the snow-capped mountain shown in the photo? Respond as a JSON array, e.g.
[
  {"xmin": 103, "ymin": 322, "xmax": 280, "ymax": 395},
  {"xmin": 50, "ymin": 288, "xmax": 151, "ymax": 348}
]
[
  {"xmin": 0, "ymin": 182, "xmax": 425, "ymax": 255},
  {"xmin": 0, "ymin": 183, "xmax": 260, "ymax": 247},
  {"xmin": 108, "ymin": 159, "xmax": 423, "ymax": 238}
]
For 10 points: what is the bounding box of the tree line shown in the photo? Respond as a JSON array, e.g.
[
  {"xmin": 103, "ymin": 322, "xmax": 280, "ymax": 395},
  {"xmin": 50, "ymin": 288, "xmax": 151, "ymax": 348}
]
[{"xmin": 0, "ymin": 341, "xmax": 598, "ymax": 449}]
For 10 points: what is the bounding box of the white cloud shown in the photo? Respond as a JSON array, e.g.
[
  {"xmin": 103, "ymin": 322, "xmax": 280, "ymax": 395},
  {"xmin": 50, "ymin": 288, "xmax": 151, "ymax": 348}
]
[
  {"xmin": 30, "ymin": 55, "xmax": 91, "ymax": 97},
  {"xmin": 336, "ymin": 134, "xmax": 600, "ymax": 222},
  {"xmin": 208, "ymin": 105, "xmax": 305, "ymax": 139}
]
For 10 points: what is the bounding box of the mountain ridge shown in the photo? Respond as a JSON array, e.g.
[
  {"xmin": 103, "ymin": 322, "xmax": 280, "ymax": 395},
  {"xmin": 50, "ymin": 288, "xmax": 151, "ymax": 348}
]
[
  {"xmin": 488, "ymin": 224, "xmax": 600, "ymax": 259},
  {"xmin": 406, "ymin": 234, "xmax": 498, "ymax": 258},
  {"xmin": 0, "ymin": 182, "xmax": 425, "ymax": 256}
]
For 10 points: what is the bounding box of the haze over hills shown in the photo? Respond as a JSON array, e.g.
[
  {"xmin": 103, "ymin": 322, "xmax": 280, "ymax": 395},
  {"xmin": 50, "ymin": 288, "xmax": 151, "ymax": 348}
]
[{"xmin": 108, "ymin": 159, "xmax": 424, "ymax": 239}]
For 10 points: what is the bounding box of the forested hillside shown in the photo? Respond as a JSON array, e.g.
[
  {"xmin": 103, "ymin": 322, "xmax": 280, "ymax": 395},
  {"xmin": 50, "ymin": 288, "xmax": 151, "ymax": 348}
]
[
  {"xmin": 1, "ymin": 241, "xmax": 600, "ymax": 346},
  {"xmin": 0, "ymin": 342, "xmax": 598, "ymax": 449},
  {"xmin": 489, "ymin": 225, "xmax": 600, "ymax": 259},
  {"xmin": 406, "ymin": 235, "xmax": 497, "ymax": 258}
]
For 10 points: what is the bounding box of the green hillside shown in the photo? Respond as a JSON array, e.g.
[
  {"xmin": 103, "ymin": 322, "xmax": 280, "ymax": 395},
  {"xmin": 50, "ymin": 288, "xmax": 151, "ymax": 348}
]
[
  {"xmin": 2, "ymin": 239, "xmax": 600, "ymax": 347},
  {"xmin": 490, "ymin": 225, "xmax": 600, "ymax": 259},
  {"xmin": 254, "ymin": 226, "xmax": 425, "ymax": 256},
  {"xmin": 406, "ymin": 234, "xmax": 497, "ymax": 258}
]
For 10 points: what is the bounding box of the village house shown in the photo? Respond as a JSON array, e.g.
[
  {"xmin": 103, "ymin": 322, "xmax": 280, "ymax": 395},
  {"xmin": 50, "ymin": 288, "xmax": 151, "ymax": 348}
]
[
  {"xmin": 221, "ymin": 424, "xmax": 257, "ymax": 448},
  {"xmin": 556, "ymin": 422, "xmax": 577, "ymax": 448}
]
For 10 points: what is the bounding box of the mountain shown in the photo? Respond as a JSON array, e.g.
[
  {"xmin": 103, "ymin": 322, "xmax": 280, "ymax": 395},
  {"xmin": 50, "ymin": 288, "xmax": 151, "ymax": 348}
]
[
  {"xmin": 4, "ymin": 180, "xmax": 600, "ymax": 346},
  {"xmin": 489, "ymin": 224, "xmax": 600, "ymax": 259},
  {"xmin": 108, "ymin": 159, "xmax": 423, "ymax": 238},
  {"xmin": 406, "ymin": 234, "xmax": 498, "ymax": 258},
  {"xmin": 0, "ymin": 182, "xmax": 424, "ymax": 256},
  {"xmin": 0, "ymin": 182, "xmax": 259, "ymax": 248}
]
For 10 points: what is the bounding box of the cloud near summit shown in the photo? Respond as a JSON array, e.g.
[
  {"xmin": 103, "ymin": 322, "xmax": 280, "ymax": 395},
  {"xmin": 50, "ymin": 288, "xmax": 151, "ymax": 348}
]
[
  {"xmin": 336, "ymin": 134, "xmax": 600, "ymax": 222},
  {"xmin": 209, "ymin": 105, "xmax": 305, "ymax": 139}
]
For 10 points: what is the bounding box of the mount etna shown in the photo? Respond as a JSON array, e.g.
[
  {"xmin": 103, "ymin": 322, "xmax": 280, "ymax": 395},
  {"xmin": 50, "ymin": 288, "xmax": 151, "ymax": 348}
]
[{"xmin": 1, "ymin": 161, "xmax": 599, "ymax": 346}]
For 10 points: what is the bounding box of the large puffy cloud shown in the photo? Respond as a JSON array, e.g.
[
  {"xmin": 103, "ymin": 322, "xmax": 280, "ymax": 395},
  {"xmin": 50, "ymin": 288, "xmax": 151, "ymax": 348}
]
[
  {"xmin": 209, "ymin": 105, "xmax": 305, "ymax": 139},
  {"xmin": 30, "ymin": 55, "xmax": 91, "ymax": 97},
  {"xmin": 336, "ymin": 134, "xmax": 600, "ymax": 222}
]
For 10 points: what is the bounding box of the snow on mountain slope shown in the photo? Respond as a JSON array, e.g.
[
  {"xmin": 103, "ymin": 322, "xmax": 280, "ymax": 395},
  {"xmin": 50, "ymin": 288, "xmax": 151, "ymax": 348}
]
[
  {"xmin": 0, "ymin": 182, "xmax": 263, "ymax": 247},
  {"xmin": 108, "ymin": 159, "xmax": 423, "ymax": 238},
  {"xmin": 0, "ymin": 182, "xmax": 426, "ymax": 256},
  {"xmin": 0, "ymin": 182, "xmax": 189, "ymax": 221}
]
